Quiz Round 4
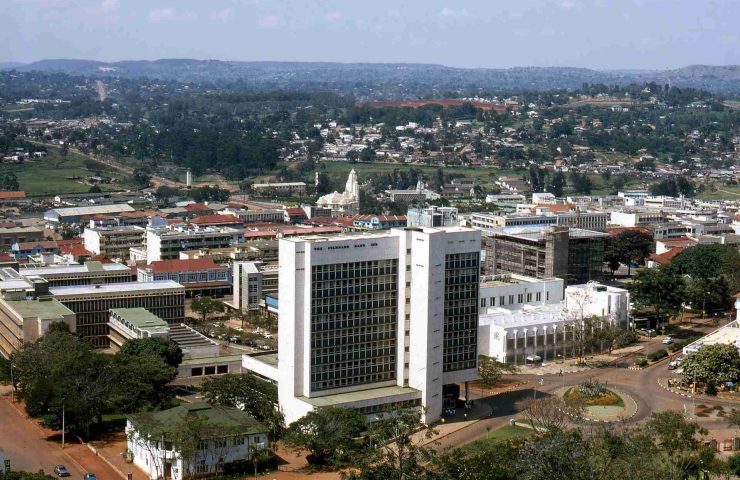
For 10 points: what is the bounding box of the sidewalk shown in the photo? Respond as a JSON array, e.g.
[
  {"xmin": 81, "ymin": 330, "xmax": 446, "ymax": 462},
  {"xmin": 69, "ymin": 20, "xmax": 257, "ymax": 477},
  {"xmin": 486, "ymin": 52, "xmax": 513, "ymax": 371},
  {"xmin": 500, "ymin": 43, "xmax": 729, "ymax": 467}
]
[
  {"xmin": 90, "ymin": 432, "xmax": 148, "ymax": 480},
  {"xmin": 519, "ymin": 345, "xmax": 646, "ymax": 376}
]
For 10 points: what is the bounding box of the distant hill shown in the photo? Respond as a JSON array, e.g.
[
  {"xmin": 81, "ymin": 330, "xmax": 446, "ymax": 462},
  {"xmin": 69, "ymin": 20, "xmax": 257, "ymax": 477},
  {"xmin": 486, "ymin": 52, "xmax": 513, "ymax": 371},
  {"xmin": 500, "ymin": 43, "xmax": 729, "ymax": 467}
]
[
  {"xmin": 0, "ymin": 61, "xmax": 27, "ymax": 69},
  {"xmin": 3, "ymin": 59, "xmax": 739, "ymax": 96}
]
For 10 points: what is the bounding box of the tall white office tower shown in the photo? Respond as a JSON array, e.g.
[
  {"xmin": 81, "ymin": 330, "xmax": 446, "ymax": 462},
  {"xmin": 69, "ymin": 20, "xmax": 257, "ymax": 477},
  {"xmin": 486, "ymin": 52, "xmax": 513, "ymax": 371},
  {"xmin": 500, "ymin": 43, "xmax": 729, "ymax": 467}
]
[{"xmin": 277, "ymin": 226, "xmax": 481, "ymax": 424}]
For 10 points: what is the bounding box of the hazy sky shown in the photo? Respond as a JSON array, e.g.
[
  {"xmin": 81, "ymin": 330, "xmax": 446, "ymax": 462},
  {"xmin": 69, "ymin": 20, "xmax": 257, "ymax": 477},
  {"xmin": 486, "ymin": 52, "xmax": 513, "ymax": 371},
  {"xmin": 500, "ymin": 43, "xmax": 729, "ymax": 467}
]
[{"xmin": 3, "ymin": 0, "xmax": 739, "ymax": 69}]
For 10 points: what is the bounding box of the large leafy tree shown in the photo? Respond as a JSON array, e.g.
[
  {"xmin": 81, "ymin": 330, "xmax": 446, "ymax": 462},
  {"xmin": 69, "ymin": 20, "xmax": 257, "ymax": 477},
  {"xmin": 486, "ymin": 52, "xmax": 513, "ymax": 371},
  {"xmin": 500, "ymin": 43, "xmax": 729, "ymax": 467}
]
[
  {"xmin": 605, "ymin": 230, "xmax": 654, "ymax": 276},
  {"xmin": 283, "ymin": 407, "xmax": 366, "ymax": 467},
  {"xmin": 120, "ymin": 337, "xmax": 184, "ymax": 368},
  {"xmin": 669, "ymin": 243, "xmax": 740, "ymax": 287},
  {"xmin": 682, "ymin": 343, "xmax": 740, "ymax": 390},
  {"xmin": 10, "ymin": 331, "xmax": 176, "ymax": 437},
  {"xmin": 201, "ymin": 373, "xmax": 284, "ymax": 439},
  {"xmin": 645, "ymin": 411, "xmax": 708, "ymax": 455},
  {"xmin": 684, "ymin": 276, "xmax": 733, "ymax": 315},
  {"xmin": 478, "ymin": 355, "xmax": 516, "ymax": 388},
  {"xmin": 344, "ymin": 408, "xmax": 435, "ymax": 480},
  {"xmin": 629, "ymin": 268, "xmax": 685, "ymax": 323},
  {"xmin": 191, "ymin": 297, "xmax": 225, "ymax": 326}
]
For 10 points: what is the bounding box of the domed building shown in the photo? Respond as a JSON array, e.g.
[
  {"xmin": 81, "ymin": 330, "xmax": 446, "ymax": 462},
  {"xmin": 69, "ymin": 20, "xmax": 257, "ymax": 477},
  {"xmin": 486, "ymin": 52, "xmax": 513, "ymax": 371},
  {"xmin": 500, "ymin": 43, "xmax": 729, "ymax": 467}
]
[{"xmin": 316, "ymin": 169, "xmax": 360, "ymax": 216}]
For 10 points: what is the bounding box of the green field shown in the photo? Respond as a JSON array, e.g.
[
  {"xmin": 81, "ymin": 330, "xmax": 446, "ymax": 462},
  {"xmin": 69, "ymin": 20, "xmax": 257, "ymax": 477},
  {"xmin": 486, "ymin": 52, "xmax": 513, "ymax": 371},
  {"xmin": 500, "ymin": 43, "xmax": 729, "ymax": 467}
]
[
  {"xmin": 696, "ymin": 183, "xmax": 740, "ymax": 201},
  {"xmin": 4, "ymin": 149, "xmax": 135, "ymax": 197}
]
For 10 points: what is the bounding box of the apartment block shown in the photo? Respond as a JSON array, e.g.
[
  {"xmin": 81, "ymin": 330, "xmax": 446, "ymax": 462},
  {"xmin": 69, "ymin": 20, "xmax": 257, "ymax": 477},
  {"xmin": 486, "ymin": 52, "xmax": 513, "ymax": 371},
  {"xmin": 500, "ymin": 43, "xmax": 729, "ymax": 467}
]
[
  {"xmin": 84, "ymin": 226, "xmax": 146, "ymax": 259},
  {"xmin": 145, "ymin": 225, "xmax": 243, "ymax": 263}
]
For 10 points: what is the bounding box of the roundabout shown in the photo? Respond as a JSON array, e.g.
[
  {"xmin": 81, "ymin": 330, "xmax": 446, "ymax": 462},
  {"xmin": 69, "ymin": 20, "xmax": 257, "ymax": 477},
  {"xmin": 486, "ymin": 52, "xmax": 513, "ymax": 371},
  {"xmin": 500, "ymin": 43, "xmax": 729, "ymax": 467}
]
[{"xmin": 555, "ymin": 379, "xmax": 639, "ymax": 423}]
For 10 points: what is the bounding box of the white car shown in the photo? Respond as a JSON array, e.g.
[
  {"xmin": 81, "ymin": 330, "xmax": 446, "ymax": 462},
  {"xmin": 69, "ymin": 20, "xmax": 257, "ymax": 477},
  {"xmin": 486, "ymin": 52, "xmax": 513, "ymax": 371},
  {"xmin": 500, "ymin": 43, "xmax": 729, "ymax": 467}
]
[{"xmin": 662, "ymin": 336, "xmax": 673, "ymax": 345}]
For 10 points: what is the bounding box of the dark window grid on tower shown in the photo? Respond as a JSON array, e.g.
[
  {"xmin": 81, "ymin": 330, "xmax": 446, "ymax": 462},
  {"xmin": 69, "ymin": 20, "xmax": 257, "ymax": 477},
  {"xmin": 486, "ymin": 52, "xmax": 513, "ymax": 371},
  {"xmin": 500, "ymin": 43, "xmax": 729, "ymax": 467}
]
[
  {"xmin": 443, "ymin": 253, "xmax": 480, "ymax": 372},
  {"xmin": 310, "ymin": 259, "xmax": 399, "ymax": 392}
]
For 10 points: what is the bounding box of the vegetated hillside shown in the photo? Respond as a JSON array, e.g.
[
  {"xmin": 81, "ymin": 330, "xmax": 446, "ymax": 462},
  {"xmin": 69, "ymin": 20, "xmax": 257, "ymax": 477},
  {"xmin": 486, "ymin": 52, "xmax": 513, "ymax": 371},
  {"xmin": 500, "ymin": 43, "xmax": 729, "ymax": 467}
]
[
  {"xmin": 5, "ymin": 60, "xmax": 734, "ymax": 96},
  {"xmin": 5, "ymin": 59, "xmax": 740, "ymax": 97},
  {"xmin": 659, "ymin": 65, "xmax": 740, "ymax": 94}
]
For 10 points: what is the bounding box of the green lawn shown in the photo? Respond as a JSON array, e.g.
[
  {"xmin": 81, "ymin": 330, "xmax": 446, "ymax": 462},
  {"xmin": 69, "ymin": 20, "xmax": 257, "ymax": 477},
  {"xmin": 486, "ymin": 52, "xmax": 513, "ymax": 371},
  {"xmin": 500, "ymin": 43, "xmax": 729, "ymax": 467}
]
[
  {"xmin": 5, "ymin": 148, "xmax": 135, "ymax": 197},
  {"xmin": 463, "ymin": 424, "xmax": 533, "ymax": 453}
]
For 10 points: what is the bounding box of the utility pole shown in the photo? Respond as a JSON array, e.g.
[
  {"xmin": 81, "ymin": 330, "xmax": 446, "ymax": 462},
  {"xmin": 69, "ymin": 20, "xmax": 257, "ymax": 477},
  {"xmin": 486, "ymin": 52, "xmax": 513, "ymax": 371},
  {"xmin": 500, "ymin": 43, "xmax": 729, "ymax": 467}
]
[
  {"xmin": 161, "ymin": 434, "xmax": 167, "ymax": 480},
  {"xmin": 9, "ymin": 363, "xmax": 14, "ymax": 402},
  {"xmin": 62, "ymin": 403, "xmax": 65, "ymax": 448}
]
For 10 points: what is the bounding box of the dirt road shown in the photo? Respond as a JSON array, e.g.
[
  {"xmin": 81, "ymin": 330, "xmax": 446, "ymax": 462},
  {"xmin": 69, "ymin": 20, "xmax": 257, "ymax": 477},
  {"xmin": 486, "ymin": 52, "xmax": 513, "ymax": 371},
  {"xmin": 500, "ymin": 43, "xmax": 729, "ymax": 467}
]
[{"xmin": 95, "ymin": 80, "xmax": 107, "ymax": 102}]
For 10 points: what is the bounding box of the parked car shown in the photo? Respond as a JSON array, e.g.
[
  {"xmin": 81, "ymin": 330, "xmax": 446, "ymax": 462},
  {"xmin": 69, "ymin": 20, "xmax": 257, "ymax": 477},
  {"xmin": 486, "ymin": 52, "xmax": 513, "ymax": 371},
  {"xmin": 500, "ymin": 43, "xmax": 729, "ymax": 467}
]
[
  {"xmin": 84, "ymin": 474, "xmax": 97, "ymax": 480},
  {"xmin": 663, "ymin": 336, "xmax": 673, "ymax": 345},
  {"xmin": 54, "ymin": 466, "xmax": 70, "ymax": 477},
  {"xmin": 668, "ymin": 359, "xmax": 681, "ymax": 369}
]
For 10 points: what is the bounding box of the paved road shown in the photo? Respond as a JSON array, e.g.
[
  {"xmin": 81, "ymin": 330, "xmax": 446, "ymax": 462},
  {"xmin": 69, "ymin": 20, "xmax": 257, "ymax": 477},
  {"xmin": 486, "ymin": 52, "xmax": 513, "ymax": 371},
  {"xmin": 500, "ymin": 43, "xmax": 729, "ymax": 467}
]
[{"xmin": 0, "ymin": 393, "xmax": 124, "ymax": 479}]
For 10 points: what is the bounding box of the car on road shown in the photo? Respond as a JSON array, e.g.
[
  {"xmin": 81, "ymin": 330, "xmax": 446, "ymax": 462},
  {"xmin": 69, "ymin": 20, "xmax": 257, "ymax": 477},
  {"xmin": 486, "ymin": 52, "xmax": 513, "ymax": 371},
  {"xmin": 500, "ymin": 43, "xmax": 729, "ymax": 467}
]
[
  {"xmin": 84, "ymin": 474, "xmax": 97, "ymax": 480},
  {"xmin": 54, "ymin": 466, "xmax": 70, "ymax": 477},
  {"xmin": 662, "ymin": 336, "xmax": 673, "ymax": 345}
]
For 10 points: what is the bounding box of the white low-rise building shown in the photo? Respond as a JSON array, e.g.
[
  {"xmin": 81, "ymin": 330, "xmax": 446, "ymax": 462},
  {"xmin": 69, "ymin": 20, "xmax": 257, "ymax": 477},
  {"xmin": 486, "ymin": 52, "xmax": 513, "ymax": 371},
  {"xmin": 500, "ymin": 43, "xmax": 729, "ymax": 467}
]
[
  {"xmin": 478, "ymin": 282, "xmax": 630, "ymax": 364},
  {"xmin": 479, "ymin": 273, "xmax": 563, "ymax": 312},
  {"xmin": 127, "ymin": 403, "xmax": 268, "ymax": 480}
]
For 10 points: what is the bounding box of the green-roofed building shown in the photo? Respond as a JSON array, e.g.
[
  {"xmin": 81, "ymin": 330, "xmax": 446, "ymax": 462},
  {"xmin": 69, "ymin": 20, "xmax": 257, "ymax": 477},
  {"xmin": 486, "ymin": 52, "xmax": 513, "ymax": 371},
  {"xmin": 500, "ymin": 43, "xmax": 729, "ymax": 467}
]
[
  {"xmin": 108, "ymin": 307, "xmax": 170, "ymax": 352},
  {"xmin": 0, "ymin": 295, "xmax": 76, "ymax": 357},
  {"xmin": 126, "ymin": 403, "xmax": 268, "ymax": 480}
]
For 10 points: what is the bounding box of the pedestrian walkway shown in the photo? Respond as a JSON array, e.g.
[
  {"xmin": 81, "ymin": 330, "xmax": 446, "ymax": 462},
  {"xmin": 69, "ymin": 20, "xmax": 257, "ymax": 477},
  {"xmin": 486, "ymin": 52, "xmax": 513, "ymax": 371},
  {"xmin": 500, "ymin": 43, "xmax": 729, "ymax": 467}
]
[{"xmin": 89, "ymin": 432, "xmax": 148, "ymax": 480}]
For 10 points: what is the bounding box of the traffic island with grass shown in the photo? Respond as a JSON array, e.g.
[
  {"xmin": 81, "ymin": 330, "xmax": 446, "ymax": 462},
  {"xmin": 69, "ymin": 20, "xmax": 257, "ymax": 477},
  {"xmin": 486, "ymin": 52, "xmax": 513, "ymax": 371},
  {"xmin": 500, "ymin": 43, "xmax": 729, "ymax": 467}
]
[{"xmin": 558, "ymin": 379, "xmax": 637, "ymax": 422}]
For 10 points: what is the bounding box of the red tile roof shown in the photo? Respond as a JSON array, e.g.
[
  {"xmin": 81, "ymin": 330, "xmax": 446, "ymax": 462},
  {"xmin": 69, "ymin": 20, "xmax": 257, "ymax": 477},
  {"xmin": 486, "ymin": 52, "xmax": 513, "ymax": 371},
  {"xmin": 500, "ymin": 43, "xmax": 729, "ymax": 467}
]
[
  {"xmin": 0, "ymin": 221, "xmax": 17, "ymax": 228},
  {"xmin": 534, "ymin": 204, "xmax": 575, "ymax": 213},
  {"xmin": 658, "ymin": 237, "xmax": 697, "ymax": 248},
  {"xmin": 57, "ymin": 238, "xmax": 83, "ymax": 247},
  {"xmin": 0, "ymin": 191, "xmax": 26, "ymax": 200},
  {"xmin": 284, "ymin": 207, "xmax": 306, "ymax": 216},
  {"xmin": 189, "ymin": 214, "xmax": 242, "ymax": 226},
  {"xmin": 648, "ymin": 247, "xmax": 685, "ymax": 266},
  {"xmin": 60, "ymin": 244, "xmax": 93, "ymax": 257},
  {"xmin": 149, "ymin": 258, "xmax": 225, "ymax": 273},
  {"xmin": 89, "ymin": 255, "xmax": 114, "ymax": 263},
  {"xmin": 185, "ymin": 203, "xmax": 214, "ymax": 212},
  {"xmin": 243, "ymin": 231, "xmax": 278, "ymax": 239}
]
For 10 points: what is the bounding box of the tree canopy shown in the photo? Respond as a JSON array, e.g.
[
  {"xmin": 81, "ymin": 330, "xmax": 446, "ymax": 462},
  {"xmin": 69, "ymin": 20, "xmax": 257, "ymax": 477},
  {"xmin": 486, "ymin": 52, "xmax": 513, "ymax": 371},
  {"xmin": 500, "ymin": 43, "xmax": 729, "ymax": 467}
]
[
  {"xmin": 283, "ymin": 407, "xmax": 366, "ymax": 467},
  {"xmin": 119, "ymin": 337, "xmax": 184, "ymax": 368},
  {"xmin": 629, "ymin": 268, "xmax": 685, "ymax": 322},
  {"xmin": 682, "ymin": 343, "xmax": 740, "ymax": 390},
  {"xmin": 201, "ymin": 373, "xmax": 284, "ymax": 439},
  {"xmin": 10, "ymin": 331, "xmax": 177, "ymax": 438}
]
